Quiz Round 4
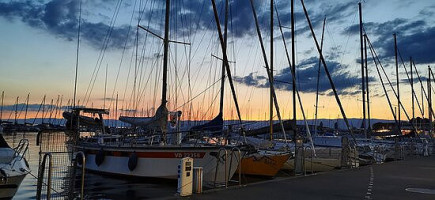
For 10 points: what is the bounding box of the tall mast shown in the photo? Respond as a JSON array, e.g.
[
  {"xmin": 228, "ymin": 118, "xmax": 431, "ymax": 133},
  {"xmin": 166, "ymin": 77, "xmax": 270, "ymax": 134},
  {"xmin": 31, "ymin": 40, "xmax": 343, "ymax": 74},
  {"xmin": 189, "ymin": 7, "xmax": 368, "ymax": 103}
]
[
  {"xmin": 211, "ymin": 0, "xmax": 244, "ymax": 126},
  {"xmin": 364, "ymin": 34, "xmax": 370, "ymax": 132},
  {"xmin": 291, "ymin": 0, "xmax": 297, "ymax": 138},
  {"xmin": 411, "ymin": 57, "xmax": 414, "ymax": 122},
  {"xmin": 359, "ymin": 2, "xmax": 366, "ymax": 137},
  {"xmin": 219, "ymin": 0, "xmax": 229, "ymax": 117},
  {"xmin": 301, "ymin": 0, "xmax": 355, "ymax": 141},
  {"xmin": 161, "ymin": 0, "xmax": 170, "ymax": 106},
  {"xmin": 104, "ymin": 64, "xmax": 108, "ymax": 109},
  {"xmin": 73, "ymin": 0, "xmax": 82, "ymax": 109},
  {"xmin": 429, "ymin": 66, "xmax": 432, "ymax": 134},
  {"xmin": 394, "ymin": 33, "xmax": 400, "ymax": 134},
  {"xmin": 314, "ymin": 17, "xmax": 326, "ymax": 136},
  {"xmin": 269, "ymin": 0, "xmax": 274, "ymax": 140},
  {"xmin": 248, "ymin": 0, "xmax": 287, "ymax": 141}
]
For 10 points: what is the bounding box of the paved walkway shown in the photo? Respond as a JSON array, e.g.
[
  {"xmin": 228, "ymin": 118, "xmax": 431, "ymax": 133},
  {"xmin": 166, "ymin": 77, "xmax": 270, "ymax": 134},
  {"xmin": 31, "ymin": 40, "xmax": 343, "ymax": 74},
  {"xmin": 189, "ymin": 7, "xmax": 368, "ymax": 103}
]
[{"xmin": 189, "ymin": 156, "xmax": 435, "ymax": 200}]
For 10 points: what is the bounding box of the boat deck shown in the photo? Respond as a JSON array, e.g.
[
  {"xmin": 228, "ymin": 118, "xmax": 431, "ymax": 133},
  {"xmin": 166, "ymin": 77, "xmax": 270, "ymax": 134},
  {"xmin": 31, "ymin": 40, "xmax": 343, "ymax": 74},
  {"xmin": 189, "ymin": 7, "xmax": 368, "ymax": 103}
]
[{"xmin": 187, "ymin": 155, "xmax": 435, "ymax": 199}]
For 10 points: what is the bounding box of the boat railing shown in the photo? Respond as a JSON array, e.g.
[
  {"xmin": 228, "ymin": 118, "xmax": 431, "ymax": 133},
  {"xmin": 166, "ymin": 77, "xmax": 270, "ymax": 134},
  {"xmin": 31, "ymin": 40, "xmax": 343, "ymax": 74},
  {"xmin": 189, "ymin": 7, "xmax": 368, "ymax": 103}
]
[
  {"xmin": 72, "ymin": 151, "xmax": 86, "ymax": 200},
  {"xmin": 13, "ymin": 138, "xmax": 29, "ymax": 162},
  {"xmin": 214, "ymin": 148, "xmax": 228, "ymax": 188},
  {"xmin": 36, "ymin": 153, "xmax": 53, "ymax": 200},
  {"xmin": 229, "ymin": 147, "xmax": 242, "ymax": 185}
]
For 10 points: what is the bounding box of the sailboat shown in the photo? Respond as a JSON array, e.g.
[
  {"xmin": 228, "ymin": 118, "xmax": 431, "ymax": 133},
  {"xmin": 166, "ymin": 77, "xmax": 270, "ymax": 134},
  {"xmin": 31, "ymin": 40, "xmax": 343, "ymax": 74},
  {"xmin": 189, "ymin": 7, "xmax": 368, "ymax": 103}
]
[{"xmin": 66, "ymin": 0, "xmax": 244, "ymax": 187}]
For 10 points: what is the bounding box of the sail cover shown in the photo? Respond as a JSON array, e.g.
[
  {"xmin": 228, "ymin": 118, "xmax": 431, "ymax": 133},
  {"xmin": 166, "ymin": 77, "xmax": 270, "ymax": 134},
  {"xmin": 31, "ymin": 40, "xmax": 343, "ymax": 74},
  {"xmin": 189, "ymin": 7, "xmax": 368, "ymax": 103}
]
[
  {"xmin": 119, "ymin": 104, "xmax": 168, "ymax": 132},
  {"xmin": 190, "ymin": 113, "xmax": 223, "ymax": 132}
]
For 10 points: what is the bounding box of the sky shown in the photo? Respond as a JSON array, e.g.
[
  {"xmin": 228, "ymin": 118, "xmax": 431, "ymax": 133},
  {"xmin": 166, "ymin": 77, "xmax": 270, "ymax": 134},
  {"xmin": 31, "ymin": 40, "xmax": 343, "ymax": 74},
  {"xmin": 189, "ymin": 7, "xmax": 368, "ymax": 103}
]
[{"xmin": 1, "ymin": 0, "xmax": 435, "ymax": 123}]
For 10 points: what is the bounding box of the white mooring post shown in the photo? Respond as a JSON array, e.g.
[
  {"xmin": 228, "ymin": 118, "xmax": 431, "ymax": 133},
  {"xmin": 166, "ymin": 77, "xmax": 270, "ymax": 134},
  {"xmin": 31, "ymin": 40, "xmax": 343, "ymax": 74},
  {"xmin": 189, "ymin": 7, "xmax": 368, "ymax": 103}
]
[{"xmin": 177, "ymin": 157, "xmax": 193, "ymax": 196}]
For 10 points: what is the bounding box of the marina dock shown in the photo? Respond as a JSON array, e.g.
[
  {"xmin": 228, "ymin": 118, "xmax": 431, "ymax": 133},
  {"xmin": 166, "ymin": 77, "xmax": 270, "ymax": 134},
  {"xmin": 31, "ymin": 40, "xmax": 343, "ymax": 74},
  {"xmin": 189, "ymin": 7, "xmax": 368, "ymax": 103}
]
[{"xmin": 188, "ymin": 156, "xmax": 435, "ymax": 200}]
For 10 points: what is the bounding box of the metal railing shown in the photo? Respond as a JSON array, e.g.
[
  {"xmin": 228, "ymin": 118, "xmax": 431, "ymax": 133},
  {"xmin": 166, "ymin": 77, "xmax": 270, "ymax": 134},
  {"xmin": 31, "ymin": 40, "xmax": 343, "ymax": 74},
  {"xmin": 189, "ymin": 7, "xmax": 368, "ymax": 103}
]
[
  {"xmin": 214, "ymin": 148, "xmax": 228, "ymax": 188},
  {"xmin": 72, "ymin": 151, "xmax": 86, "ymax": 200},
  {"xmin": 36, "ymin": 153, "xmax": 53, "ymax": 200},
  {"xmin": 229, "ymin": 147, "xmax": 242, "ymax": 185}
]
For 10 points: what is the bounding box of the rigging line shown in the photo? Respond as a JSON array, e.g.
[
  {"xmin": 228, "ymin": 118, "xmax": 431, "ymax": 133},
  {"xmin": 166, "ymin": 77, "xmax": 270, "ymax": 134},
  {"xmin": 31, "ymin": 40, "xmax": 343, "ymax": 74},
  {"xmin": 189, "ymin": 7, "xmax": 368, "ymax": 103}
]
[
  {"xmin": 249, "ymin": 0, "xmax": 287, "ymax": 140},
  {"xmin": 135, "ymin": 0, "xmax": 158, "ymax": 109},
  {"xmin": 366, "ymin": 36, "xmax": 398, "ymax": 123},
  {"xmin": 366, "ymin": 35, "xmax": 425, "ymax": 123},
  {"xmin": 367, "ymin": 36, "xmax": 420, "ymax": 136},
  {"xmin": 412, "ymin": 60, "xmax": 434, "ymax": 118},
  {"xmin": 84, "ymin": 0, "xmax": 123, "ymax": 105},
  {"xmin": 84, "ymin": 0, "xmax": 124, "ymax": 106},
  {"xmin": 199, "ymin": 87, "xmax": 221, "ymax": 120},
  {"xmin": 275, "ymin": 2, "xmax": 315, "ymax": 153},
  {"xmin": 191, "ymin": 30, "xmax": 218, "ymax": 94},
  {"xmin": 397, "ymin": 48, "xmax": 424, "ymax": 116},
  {"xmin": 175, "ymin": 77, "xmax": 223, "ymax": 110},
  {"xmin": 301, "ymin": 0, "xmax": 355, "ymax": 141},
  {"xmin": 108, "ymin": 0, "xmax": 139, "ymax": 110}
]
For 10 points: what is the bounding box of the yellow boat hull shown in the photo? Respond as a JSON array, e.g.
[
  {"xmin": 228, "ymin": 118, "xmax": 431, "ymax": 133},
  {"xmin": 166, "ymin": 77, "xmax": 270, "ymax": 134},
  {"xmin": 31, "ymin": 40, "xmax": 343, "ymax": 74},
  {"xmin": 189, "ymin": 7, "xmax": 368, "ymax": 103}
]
[{"xmin": 237, "ymin": 150, "xmax": 291, "ymax": 177}]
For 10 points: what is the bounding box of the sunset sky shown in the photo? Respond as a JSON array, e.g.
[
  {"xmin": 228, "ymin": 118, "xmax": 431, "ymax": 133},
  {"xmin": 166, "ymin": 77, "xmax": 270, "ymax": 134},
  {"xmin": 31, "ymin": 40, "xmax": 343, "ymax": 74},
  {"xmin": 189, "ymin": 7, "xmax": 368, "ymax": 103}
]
[{"xmin": 1, "ymin": 0, "xmax": 435, "ymax": 123}]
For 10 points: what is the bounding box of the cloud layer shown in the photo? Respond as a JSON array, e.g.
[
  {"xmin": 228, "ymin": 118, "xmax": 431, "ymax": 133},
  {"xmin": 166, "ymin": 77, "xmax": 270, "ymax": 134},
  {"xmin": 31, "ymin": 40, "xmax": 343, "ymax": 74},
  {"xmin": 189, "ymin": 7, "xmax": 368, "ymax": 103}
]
[{"xmin": 234, "ymin": 56, "xmax": 375, "ymax": 96}]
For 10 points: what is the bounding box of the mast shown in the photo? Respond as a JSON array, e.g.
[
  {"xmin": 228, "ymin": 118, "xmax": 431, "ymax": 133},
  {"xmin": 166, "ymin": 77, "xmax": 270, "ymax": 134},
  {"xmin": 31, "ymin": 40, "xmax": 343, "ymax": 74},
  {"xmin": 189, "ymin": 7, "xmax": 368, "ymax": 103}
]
[
  {"xmin": 219, "ymin": 0, "xmax": 229, "ymax": 118},
  {"xmin": 14, "ymin": 96, "xmax": 19, "ymax": 125},
  {"xmin": 24, "ymin": 93, "xmax": 30, "ymax": 124},
  {"xmin": 211, "ymin": 0, "xmax": 244, "ymax": 126},
  {"xmin": 429, "ymin": 66, "xmax": 432, "ymax": 134},
  {"xmin": 394, "ymin": 33, "xmax": 400, "ymax": 134},
  {"xmin": 161, "ymin": 0, "xmax": 170, "ymax": 106},
  {"xmin": 115, "ymin": 93, "xmax": 118, "ymax": 128},
  {"xmin": 48, "ymin": 99, "xmax": 54, "ymax": 124},
  {"xmin": 0, "ymin": 91, "xmax": 3, "ymax": 122},
  {"xmin": 314, "ymin": 17, "xmax": 326, "ymax": 136},
  {"xmin": 364, "ymin": 34, "xmax": 370, "ymax": 132},
  {"xmin": 359, "ymin": 2, "xmax": 366, "ymax": 137},
  {"xmin": 248, "ymin": 0, "xmax": 287, "ymax": 141},
  {"xmin": 269, "ymin": 0, "xmax": 274, "ymax": 140},
  {"xmin": 300, "ymin": 0, "xmax": 355, "ymax": 141},
  {"xmin": 73, "ymin": 0, "xmax": 82, "ymax": 109},
  {"xmin": 291, "ymin": 0, "xmax": 297, "ymax": 138},
  {"xmin": 275, "ymin": 4, "xmax": 316, "ymax": 154},
  {"xmin": 104, "ymin": 64, "xmax": 108, "ymax": 109},
  {"xmin": 411, "ymin": 57, "xmax": 414, "ymax": 123},
  {"xmin": 42, "ymin": 95, "xmax": 46, "ymax": 124}
]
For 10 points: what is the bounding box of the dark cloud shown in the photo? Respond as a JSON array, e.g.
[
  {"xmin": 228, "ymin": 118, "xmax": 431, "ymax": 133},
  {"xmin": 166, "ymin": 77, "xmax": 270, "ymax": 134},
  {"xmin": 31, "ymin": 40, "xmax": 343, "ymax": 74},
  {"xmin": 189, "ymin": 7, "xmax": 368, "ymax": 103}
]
[
  {"xmin": 0, "ymin": 0, "xmax": 132, "ymax": 49},
  {"xmin": 234, "ymin": 56, "xmax": 375, "ymax": 96},
  {"xmin": 344, "ymin": 16, "xmax": 435, "ymax": 64}
]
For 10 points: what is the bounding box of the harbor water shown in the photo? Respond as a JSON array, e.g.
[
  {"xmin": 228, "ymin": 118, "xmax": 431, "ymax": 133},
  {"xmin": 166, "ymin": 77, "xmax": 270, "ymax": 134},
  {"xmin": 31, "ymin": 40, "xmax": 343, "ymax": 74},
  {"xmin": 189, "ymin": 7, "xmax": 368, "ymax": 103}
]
[{"xmin": 3, "ymin": 132, "xmax": 176, "ymax": 200}]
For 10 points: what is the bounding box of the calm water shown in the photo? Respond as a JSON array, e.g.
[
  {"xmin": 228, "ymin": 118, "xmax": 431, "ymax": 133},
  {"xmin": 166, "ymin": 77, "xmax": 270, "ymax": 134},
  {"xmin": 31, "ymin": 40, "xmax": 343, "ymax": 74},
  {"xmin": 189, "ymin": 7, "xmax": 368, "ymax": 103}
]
[{"xmin": 3, "ymin": 132, "xmax": 176, "ymax": 200}]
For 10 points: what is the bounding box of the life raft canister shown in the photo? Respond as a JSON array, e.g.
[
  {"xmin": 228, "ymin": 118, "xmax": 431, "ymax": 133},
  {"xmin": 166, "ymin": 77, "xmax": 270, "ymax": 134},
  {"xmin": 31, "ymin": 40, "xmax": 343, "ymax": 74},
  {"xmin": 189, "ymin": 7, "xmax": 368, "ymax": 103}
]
[
  {"xmin": 95, "ymin": 149, "xmax": 105, "ymax": 166},
  {"xmin": 128, "ymin": 152, "xmax": 138, "ymax": 171}
]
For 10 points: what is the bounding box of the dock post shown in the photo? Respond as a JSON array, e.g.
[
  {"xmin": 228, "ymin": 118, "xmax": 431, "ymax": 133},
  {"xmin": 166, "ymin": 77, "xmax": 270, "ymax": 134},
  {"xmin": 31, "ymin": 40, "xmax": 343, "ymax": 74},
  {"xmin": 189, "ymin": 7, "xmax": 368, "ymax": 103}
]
[{"xmin": 295, "ymin": 136, "xmax": 304, "ymax": 174}]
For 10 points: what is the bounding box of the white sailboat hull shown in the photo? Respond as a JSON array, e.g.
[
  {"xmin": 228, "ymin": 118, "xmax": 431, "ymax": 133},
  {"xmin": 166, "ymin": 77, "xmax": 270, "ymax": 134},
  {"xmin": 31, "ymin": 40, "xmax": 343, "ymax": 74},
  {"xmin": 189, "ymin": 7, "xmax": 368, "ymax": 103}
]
[{"xmin": 75, "ymin": 145, "xmax": 243, "ymax": 187}]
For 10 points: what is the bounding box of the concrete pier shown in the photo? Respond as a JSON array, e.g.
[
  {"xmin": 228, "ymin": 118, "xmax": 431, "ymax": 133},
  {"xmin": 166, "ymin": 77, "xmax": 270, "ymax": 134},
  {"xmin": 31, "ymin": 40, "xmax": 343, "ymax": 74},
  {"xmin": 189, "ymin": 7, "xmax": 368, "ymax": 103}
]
[{"xmin": 190, "ymin": 156, "xmax": 435, "ymax": 200}]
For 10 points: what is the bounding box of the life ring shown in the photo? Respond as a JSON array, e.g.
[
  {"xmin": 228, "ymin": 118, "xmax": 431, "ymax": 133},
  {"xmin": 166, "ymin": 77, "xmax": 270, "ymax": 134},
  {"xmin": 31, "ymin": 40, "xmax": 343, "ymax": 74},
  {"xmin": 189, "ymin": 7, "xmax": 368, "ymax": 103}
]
[
  {"xmin": 95, "ymin": 149, "xmax": 105, "ymax": 166},
  {"xmin": 128, "ymin": 152, "xmax": 138, "ymax": 171}
]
